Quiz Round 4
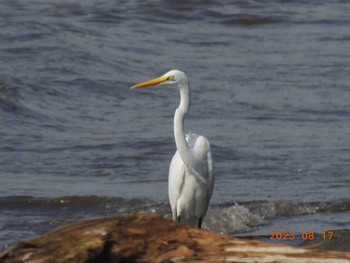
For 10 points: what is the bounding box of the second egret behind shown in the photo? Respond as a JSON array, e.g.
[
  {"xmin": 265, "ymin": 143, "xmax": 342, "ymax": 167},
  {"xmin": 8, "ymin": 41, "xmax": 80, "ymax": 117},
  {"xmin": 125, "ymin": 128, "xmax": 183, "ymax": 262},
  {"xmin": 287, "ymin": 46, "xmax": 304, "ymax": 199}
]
[{"xmin": 131, "ymin": 70, "xmax": 214, "ymax": 228}]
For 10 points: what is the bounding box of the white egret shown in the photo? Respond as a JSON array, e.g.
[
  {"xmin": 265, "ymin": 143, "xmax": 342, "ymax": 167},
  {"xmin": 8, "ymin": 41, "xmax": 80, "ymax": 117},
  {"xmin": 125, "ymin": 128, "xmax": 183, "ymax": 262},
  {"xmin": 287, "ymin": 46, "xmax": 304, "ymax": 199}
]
[{"xmin": 131, "ymin": 70, "xmax": 214, "ymax": 228}]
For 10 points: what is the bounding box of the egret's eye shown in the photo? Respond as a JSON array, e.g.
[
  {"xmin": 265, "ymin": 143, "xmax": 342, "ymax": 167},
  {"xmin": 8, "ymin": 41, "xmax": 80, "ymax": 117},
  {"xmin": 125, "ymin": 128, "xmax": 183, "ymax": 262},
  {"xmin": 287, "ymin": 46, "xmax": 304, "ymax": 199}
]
[{"xmin": 166, "ymin": 76, "xmax": 175, "ymax": 81}]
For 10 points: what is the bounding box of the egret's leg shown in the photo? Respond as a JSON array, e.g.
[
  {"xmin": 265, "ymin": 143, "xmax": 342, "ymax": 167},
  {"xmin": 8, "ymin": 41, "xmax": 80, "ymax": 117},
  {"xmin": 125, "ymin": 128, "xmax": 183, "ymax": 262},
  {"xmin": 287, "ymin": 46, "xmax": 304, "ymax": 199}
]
[
  {"xmin": 172, "ymin": 206, "xmax": 178, "ymax": 221},
  {"xmin": 197, "ymin": 217, "xmax": 203, "ymax": 228}
]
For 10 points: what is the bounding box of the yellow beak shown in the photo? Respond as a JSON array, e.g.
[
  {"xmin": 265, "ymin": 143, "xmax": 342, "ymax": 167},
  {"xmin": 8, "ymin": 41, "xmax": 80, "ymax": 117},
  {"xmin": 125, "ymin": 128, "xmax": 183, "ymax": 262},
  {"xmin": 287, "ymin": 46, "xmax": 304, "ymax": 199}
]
[{"xmin": 131, "ymin": 75, "xmax": 169, "ymax": 89}]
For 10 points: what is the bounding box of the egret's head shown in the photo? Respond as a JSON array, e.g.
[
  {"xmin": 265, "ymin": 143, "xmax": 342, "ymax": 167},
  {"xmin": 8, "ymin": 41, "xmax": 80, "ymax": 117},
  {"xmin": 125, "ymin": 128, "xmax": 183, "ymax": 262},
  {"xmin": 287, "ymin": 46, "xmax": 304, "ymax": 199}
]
[{"xmin": 131, "ymin": 69, "xmax": 188, "ymax": 89}]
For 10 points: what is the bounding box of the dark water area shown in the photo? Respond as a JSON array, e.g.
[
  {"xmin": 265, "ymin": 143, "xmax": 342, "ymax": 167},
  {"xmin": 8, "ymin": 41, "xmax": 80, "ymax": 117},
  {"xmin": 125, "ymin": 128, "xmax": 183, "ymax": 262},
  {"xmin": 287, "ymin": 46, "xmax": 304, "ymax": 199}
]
[{"xmin": 1, "ymin": 0, "xmax": 349, "ymax": 251}]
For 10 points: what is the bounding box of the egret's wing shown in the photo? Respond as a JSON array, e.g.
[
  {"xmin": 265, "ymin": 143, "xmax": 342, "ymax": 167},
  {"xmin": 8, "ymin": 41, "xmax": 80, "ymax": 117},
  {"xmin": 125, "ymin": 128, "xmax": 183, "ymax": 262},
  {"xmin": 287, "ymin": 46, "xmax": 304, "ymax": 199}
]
[
  {"xmin": 185, "ymin": 133, "xmax": 208, "ymax": 184},
  {"xmin": 207, "ymin": 149, "xmax": 214, "ymax": 199},
  {"xmin": 188, "ymin": 134, "xmax": 214, "ymax": 205}
]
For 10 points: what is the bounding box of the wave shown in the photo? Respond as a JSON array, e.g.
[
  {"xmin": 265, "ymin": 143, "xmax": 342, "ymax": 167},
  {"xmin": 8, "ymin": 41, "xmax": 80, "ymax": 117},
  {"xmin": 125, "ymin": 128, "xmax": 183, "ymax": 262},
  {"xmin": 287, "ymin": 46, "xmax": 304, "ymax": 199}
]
[
  {"xmin": 205, "ymin": 203, "xmax": 262, "ymax": 234},
  {"xmin": 1, "ymin": 196, "xmax": 349, "ymax": 232},
  {"xmin": 2, "ymin": 195, "xmax": 349, "ymax": 213},
  {"xmin": 244, "ymin": 200, "xmax": 350, "ymax": 218},
  {"xmin": 0, "ymin": 80, "xmax": 57, "ymax": 124},
  {"xmin": 203, "ymin": 10, "xmax": 282, "ymax": 26},
  {"xmin": 0, "ymin": 81, "xmax": 21, "ymax": 112}
]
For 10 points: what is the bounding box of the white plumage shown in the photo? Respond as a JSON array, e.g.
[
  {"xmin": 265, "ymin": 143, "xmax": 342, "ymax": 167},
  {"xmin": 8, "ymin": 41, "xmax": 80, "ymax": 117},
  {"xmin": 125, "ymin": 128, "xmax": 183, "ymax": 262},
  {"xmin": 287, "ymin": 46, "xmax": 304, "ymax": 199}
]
[{"xmin": 132, "ymin": 70, "xmax": 215, "ymax": 228}]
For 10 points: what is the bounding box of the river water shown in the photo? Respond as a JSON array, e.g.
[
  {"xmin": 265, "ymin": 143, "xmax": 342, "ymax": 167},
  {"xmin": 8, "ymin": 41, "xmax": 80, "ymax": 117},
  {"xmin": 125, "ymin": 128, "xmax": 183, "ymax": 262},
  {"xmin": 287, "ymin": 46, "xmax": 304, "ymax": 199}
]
[{"xmin": 1, "ymin": 0, "xmax": 349, "ymax": 251}]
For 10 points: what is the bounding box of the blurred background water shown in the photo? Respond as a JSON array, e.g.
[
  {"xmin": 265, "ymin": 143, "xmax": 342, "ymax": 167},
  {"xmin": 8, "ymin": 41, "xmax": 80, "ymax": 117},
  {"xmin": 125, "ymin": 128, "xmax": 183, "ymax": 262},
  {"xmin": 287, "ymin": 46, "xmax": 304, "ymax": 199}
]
[{"xmin": 1, "ymin": 0, "xmax": 349, "ymax": 251}]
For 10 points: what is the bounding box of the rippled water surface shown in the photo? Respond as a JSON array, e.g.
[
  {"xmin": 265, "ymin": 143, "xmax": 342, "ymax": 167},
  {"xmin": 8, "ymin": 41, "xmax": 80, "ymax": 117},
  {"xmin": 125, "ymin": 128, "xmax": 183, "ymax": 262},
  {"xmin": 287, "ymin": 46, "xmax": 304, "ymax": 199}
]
[{"xmin": 1, "ymin": 0, "xmax": 349, "ymax": 251}]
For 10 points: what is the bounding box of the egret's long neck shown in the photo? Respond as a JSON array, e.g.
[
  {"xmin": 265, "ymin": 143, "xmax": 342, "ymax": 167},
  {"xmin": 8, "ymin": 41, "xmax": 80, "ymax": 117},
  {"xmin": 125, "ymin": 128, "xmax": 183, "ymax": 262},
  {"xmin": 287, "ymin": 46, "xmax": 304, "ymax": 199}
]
[
  {"xmin": 174, "ymin": 82, "xmax": 191, "ymax": 164},
  {"xmin": 178, "ymin": 82, "xmax": 190, "ymax": 115}
]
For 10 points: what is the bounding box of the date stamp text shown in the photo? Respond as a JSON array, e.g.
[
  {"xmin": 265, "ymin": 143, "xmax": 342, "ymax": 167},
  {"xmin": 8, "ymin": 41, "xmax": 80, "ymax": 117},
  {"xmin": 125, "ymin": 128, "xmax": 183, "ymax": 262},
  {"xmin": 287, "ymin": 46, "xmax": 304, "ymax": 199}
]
[{"xmin": 270, "ymin": 231, "xmax": 334, "ymax": 241}]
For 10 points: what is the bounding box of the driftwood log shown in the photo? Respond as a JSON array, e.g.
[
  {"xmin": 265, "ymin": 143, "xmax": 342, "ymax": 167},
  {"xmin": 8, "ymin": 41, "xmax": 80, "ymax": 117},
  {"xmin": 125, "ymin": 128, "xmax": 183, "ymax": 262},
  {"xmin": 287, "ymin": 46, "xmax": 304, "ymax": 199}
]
[{"xmin": 1, "ymin": 213, "xmax": 350, "ymax": 263}]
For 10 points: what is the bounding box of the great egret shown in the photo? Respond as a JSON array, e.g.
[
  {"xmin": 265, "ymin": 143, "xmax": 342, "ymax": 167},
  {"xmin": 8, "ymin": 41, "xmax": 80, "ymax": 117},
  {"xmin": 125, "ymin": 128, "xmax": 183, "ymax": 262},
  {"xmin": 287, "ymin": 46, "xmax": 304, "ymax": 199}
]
[{"xmin": 131, "ymin": 70, "xmax": 214, "ymax": 228}]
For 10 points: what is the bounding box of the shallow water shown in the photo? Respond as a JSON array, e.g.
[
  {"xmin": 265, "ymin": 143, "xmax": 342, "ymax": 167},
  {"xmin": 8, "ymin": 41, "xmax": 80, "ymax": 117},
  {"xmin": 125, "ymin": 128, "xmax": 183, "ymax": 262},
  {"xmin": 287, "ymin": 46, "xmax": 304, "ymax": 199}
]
[{"xmin": 1, "ymin": 0, "xmax": 350, "ymax": 251}]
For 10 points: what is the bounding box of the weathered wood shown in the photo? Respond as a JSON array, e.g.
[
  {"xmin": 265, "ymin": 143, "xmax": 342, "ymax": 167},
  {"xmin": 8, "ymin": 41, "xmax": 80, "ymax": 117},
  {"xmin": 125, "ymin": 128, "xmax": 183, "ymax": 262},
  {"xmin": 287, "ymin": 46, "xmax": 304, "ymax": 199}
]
[{"xmin": 1, "ymin": 213, "xmax": 350, "ymax": 263}]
